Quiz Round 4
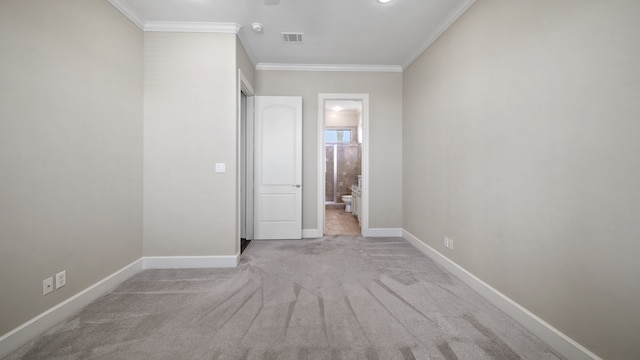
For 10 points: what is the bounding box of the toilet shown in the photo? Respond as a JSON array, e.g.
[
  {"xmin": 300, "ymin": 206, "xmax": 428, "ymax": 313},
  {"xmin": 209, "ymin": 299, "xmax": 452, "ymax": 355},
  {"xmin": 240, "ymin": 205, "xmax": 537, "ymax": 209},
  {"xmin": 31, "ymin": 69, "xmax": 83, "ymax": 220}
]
[{"xmin": 341, "ymin": 195, "xmax": 353, "ymax": 212}]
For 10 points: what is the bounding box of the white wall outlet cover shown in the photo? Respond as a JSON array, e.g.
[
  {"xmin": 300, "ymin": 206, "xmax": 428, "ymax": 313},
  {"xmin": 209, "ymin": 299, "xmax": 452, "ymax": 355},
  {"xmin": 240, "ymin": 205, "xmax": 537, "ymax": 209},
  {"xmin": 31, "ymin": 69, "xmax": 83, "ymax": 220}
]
[
  {"xmin": 56, "ymin": 270, "xmax": 66, "ymax": 289},
  {"xmin": 43, "ymin": 277, "xmax": 53, "ymax": 296},
  {"xmin": 215, "ymin": 163, "xmax": 226, "ymax": 173}
]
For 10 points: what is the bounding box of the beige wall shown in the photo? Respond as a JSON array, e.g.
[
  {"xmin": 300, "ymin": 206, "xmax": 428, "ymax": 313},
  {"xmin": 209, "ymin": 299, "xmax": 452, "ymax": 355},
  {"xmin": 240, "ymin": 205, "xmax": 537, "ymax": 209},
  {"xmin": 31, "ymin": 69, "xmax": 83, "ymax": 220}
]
[
  {"xmin": 236, "ymin": 37, "xmax": 255, "ymax": 90},
  {"xmin": 255, "ymin": 71, "xmax": 403, "ymax": 231},
  {"xmin": 0, "ymin": 0, "xmax": 143, "ymax": 336},
  {"xmin": 144, "ymin": 32, "xmax": 238, "ymax": 256},
  {"xmin": 403, "ymin": 0, "xmax": 640, "ymax": 358}
]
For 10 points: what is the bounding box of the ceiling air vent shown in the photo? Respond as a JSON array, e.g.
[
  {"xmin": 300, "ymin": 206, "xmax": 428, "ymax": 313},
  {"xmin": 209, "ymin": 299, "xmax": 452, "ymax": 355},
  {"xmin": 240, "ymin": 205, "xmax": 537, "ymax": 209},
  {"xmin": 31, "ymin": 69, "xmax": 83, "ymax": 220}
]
[{"xmin": 282, "ymin": 32, "xmax": 303, "ymax": 44}]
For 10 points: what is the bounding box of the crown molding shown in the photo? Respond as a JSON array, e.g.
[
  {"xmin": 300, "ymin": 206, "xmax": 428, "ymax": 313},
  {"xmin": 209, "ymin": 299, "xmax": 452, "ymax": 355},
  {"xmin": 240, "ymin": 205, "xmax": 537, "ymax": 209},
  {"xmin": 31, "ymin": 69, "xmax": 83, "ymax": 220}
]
[
  {"xmin": 144, "ymin": 21, "xmax": 241, "ymax": 33},
  {"xmin": 108, "ymin": 0, "xmax": 474, "ymax": 70},
  {"xmin": 402, "ymin": 0, "xmax": 477, "ymax": 70},
  {"xmin": 255, "ymin": 63, "xmax": 403, "ymax": 73},
  {"xmin": 107, "ymin": 0, "xmax": 241, "ymax": 34},
  {"xmin": 107, "ymin": 0, "xmax": 145, "ymax": 29}
]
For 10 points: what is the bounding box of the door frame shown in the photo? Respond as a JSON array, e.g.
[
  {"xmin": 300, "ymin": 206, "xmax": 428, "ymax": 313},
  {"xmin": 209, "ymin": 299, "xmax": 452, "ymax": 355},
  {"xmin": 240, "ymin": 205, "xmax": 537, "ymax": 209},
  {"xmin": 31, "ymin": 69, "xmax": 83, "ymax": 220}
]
[
  {"xmin": 317, "ymin": 93, "xmax": 369, "ymax": 236},
  {"xmin": 237, "ymin": 69, "xmax": 254, "ymax": 252}
]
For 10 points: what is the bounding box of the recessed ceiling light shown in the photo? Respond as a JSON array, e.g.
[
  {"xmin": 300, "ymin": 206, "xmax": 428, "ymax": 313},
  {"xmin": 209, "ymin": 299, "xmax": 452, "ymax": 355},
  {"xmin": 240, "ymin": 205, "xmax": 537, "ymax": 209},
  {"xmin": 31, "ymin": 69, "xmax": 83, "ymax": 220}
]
[{"xmin": 378, "ymin": 0, "xmax": 392, "ymax": 3}]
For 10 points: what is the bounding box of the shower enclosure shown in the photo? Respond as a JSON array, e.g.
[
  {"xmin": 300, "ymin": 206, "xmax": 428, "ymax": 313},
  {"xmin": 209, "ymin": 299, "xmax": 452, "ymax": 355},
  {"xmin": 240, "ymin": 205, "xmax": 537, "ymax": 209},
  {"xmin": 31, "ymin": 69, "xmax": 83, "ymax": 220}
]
[{"xmin": 325, "ymin": 143, "xmax": 361, "ymax": 204}]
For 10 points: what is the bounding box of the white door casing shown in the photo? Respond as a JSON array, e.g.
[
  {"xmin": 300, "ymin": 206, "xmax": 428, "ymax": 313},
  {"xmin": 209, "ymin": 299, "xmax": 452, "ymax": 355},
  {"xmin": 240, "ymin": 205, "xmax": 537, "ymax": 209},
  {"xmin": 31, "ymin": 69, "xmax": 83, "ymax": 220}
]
[
  {"xmin": 237, "ymin": 69, "xmax": 254, "ymax": 247},
  {"xmin": 318, "ymin": 94, "xmax": 369, "ymax": 236},
  {"xmin": 254, "ymin": 96, "xmax": 303, "ymax": 240}
]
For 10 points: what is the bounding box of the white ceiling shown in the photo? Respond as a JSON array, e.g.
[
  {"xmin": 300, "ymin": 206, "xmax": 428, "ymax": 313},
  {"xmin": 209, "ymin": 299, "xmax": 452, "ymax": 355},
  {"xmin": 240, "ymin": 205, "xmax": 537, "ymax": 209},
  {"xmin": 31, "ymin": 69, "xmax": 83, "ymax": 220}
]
[{"xmin": 110, "ymin": 0, "xmax": 475, "ymax": 70}]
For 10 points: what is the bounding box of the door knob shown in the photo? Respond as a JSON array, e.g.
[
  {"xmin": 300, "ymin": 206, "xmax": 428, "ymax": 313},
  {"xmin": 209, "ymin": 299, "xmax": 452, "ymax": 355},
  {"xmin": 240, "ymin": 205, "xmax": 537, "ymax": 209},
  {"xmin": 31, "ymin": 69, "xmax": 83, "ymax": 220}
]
[{"xmin": 293, "ymin": 184, "xmax": 301, "ymax": 188}]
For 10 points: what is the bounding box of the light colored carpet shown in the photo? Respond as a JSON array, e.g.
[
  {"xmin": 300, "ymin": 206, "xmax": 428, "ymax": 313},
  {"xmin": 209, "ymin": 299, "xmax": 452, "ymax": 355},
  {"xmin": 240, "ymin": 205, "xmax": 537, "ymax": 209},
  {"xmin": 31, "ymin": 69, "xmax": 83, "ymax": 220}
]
[{"xmin": 5, "ymin": 236, "xmax": 564, "ymax": 360}]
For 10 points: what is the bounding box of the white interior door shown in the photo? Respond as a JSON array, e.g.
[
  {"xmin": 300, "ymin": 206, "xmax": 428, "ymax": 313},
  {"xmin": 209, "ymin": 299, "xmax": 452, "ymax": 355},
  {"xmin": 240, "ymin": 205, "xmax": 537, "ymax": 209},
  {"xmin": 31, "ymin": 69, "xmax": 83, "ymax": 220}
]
[{"xmin": 254, "ymin": 96, "xmax": 302, "ymax": 240}]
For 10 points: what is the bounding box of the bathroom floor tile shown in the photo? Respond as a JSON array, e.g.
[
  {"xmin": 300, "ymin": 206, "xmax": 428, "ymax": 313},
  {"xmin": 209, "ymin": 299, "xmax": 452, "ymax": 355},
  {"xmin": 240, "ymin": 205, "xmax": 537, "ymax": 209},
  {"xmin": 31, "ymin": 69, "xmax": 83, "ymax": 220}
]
[{"xmin": 325, "ymin": 208, "xmax": 360, "ymax": 235}]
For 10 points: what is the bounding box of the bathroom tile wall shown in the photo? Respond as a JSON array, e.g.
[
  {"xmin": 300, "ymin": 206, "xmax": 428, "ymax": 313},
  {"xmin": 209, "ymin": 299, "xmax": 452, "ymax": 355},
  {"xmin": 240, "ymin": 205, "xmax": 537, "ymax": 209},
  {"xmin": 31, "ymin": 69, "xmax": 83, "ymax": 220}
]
[
  {"xmin": 325, "ymin": 144, "xmax": 362, "ymax": 203},
  {"xmin": 325, "ymin": 145, "xmax": 335, "ymax": 202},
  {"xmin": 336, "ymin": 144, "xmax": 361, "ymax": 202}
]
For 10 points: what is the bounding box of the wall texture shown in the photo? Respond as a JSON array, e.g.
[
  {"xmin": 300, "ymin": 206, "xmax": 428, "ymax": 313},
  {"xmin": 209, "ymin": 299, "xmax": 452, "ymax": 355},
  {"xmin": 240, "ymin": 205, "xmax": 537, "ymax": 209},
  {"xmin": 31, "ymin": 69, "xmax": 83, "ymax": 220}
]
[
  {"xmin": 0, "ymin": 0, "xmax": 143, "ymax": 336},
  {"xmin": 402, "ymin": 0, "xmax": 640, "ymax": 358},
  {"xmin": 236, "ymin": 38, "xmax": 255, "ymax": 90},
  {"xmin": 143, "ymin": 32, "xmax": 237, "ymax": 256},
  {"xmin": 255, "ymin": 71, "xmax": 403, "ymax": 232}
]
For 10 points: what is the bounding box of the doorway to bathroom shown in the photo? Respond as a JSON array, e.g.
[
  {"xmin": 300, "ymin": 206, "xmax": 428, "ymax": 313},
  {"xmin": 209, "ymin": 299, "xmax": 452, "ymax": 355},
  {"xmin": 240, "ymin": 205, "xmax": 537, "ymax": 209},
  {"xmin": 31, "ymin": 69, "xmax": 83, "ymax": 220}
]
[
  {"xmin": 238, "ymin": 71, "xmax": 254, "ymax": 253},
  {"xmin": 319, "ymin": 94, "xmax": 369, "ymax": 236}
]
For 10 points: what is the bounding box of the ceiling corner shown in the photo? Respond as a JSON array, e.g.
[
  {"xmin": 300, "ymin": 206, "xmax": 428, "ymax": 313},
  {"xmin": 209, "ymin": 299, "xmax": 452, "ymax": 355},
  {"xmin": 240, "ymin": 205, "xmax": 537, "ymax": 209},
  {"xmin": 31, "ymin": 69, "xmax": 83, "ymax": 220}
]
[
  {"xmin": 402, "ymin": 0, "xmax": 477, "ymax": 70},
  {"xmin": 108, "ymin": 0, "xmax": 145, "ymax": 29}
]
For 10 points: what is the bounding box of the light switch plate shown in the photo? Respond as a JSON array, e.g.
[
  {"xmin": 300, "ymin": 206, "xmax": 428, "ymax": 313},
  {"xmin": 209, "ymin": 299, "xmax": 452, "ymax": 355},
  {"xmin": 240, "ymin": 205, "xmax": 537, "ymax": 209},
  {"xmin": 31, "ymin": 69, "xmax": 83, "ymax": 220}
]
[
  {"xmin": 56, "ymin": 270, "xmax": 66, "ymax": 289},
  {"xmin": 215, "ymin": 163, "xmax": 226, "ymax": 173}
]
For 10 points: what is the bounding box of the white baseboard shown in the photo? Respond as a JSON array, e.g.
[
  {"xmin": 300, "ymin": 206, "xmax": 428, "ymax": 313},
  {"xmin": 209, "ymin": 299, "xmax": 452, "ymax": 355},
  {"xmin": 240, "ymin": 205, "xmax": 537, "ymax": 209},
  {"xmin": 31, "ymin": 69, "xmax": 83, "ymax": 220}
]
[
  {"xmin": 0, "ymin": 258, "xmax": 144, "ymax": 359},
  {"xmin": 0, "ymin": 254, "xmax": 241, "ymax": 358},
  {"xmin": 363, "ymin": 228, "xmax": 403, "ymax": 237},
  {"xmin": 402, "ymin": 230, "xmax": 602, "ymax": 360},
  {"xmin": 143, "ymin": 254, "xmax": 239, "ymax": 269},
  {"xmin": 302, "ymin": 229, "xmax": 323, "ymax": 238}
]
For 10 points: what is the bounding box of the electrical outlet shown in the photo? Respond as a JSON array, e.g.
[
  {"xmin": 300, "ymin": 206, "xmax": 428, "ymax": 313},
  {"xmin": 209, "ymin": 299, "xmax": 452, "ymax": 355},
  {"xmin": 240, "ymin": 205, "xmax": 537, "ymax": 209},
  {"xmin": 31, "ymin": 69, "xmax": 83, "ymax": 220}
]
[
  {"xmin": 56, "ymin": 270, "xmax": 66, "ymax": 289},
  {"xmin": 43, "ymin": 277, "xmax": 53, "ymax": 296}
]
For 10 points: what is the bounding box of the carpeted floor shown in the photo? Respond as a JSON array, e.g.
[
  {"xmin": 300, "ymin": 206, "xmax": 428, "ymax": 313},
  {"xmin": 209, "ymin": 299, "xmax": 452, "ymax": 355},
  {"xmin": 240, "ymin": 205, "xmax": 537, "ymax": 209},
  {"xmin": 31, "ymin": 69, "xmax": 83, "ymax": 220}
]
[{"xmin": 5, "ymin": 236, "xmax": 564, "ymax": 360}]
